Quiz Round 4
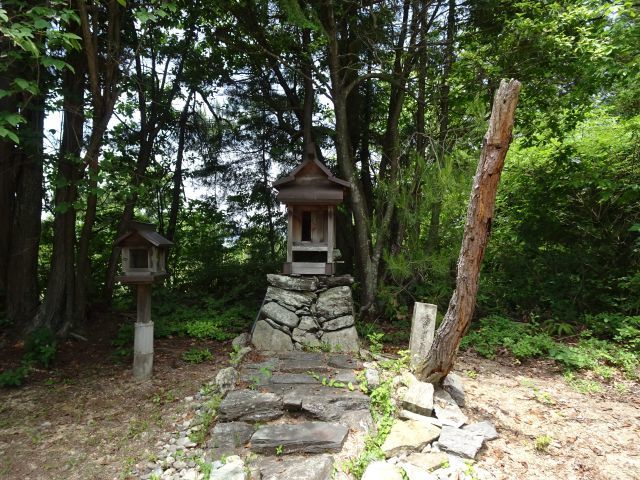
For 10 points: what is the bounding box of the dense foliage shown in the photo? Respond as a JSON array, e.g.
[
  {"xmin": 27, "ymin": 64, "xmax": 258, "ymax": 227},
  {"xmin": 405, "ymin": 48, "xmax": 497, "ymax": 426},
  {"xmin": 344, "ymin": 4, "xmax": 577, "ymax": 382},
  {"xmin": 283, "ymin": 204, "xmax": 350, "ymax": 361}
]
[{"xmin": 0, "ymin": 0, "xmax": 638, "ymax": 381}]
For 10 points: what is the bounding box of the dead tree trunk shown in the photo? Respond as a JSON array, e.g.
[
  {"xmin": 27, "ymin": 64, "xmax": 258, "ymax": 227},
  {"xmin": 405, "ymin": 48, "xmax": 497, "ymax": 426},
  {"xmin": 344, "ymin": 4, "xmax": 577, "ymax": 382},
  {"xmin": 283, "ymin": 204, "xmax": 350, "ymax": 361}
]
[{"xmin": 415, "ymin": 79, "xmax": 521, "ymax": 384}]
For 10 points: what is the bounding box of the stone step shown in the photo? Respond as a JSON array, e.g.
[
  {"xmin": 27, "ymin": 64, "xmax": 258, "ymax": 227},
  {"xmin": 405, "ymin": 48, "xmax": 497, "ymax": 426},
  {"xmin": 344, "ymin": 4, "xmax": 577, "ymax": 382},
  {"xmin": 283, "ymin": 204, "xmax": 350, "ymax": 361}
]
[
  {"xmin": 217, "ymin": 390, "xmax": 283, "ymax": 422},
  {"xmin": 254, "ymin": 455, "xmax": 334, "ymax": 480},
  {"xmin": 250, "ymin": 421, "xmax": 349, "ymax": 454}
]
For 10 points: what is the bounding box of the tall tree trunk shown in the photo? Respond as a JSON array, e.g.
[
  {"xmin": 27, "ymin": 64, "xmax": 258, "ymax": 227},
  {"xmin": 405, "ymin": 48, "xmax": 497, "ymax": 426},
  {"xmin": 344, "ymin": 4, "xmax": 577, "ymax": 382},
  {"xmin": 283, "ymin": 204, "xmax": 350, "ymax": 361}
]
[
  {"xmin": 32, "ymin": 46, "xmax": 86, "ymax": 335},
  {"xmin": 6, "ymin": 80, "xmax": 46, "ymax": 330},
  {"xmin": 167, "ymin": 90, "xmax": 194, "ymax": 242},
  {"xmin": 415, "ymin": 79, "xmax": 521, "ymax": 383}
]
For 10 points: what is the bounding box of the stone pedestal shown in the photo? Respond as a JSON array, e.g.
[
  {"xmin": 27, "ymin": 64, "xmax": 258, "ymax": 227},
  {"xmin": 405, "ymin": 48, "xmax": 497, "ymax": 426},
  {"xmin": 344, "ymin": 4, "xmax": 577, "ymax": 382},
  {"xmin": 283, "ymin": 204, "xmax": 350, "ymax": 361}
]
[{"xmin": 251, "ymin": 274, "xmax": 359, "ymax": 352}]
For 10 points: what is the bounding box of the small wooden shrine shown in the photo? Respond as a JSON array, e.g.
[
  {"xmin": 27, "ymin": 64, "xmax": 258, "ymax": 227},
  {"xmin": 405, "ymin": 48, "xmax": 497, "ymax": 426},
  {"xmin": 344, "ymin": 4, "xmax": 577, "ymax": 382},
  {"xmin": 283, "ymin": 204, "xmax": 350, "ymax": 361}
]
[
  {"xmin": 114, "ymin": 221, "xmax": 173, "ymax": 381},
  {"xmin": 114, "ymin": 221, "xmax": 173, "ymax": 284},
  {"xmin": 273, "ymin": 150, "xmax": 349, "ymax": 275}
]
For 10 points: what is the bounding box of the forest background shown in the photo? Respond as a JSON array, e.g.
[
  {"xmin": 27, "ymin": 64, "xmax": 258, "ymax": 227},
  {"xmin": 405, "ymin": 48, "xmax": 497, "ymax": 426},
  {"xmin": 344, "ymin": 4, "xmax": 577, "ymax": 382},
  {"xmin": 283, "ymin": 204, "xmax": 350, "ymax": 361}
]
[{"xmin": 0, "ymin": 0, "xmax": 638, "ymax": 386}]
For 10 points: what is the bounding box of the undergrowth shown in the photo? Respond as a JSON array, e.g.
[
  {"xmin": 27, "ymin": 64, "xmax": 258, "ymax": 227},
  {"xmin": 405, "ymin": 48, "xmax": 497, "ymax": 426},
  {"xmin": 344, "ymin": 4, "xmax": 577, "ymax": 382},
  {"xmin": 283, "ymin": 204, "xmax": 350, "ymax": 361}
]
[{"xmin": 462, "ymin": 315, "xmax": 639, "ymax": 381}]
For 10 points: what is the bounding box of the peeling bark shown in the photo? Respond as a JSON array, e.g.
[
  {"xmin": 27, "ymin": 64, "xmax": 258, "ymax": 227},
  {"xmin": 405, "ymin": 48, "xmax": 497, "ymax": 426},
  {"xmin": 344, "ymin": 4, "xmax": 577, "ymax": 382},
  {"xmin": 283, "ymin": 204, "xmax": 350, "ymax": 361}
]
[{"xmin": 415, "ymin": 79, "xmax": 522, "ymax": 384}]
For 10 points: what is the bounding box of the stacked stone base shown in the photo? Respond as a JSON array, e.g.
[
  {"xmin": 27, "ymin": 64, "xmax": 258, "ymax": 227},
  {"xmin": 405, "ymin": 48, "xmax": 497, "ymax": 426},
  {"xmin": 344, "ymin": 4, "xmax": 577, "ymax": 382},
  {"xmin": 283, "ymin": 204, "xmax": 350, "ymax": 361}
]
[{"xmin": 251, "ymin": 274, "xmax": 359, "ymax": 352}]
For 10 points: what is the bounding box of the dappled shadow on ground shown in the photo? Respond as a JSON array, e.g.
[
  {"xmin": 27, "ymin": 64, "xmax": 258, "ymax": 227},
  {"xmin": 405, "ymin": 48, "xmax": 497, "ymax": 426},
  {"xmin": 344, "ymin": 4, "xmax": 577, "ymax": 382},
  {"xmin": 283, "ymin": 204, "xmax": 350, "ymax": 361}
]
[{"xmin": 0, "ymin": 313, "xmax": 230, "ymax": 479}]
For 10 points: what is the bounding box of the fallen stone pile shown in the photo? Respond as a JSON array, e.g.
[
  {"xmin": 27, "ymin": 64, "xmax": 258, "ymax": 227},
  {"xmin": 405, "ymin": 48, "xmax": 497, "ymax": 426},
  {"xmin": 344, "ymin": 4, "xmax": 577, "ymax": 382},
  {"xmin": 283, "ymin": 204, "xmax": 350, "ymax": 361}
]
[
  {"xmin": 361, "ymin": 369, "xmax": 498, "ymax": 480},
  {"xmin": 252, "ymin": 274, "xmax": 359, "ymax": 352}
]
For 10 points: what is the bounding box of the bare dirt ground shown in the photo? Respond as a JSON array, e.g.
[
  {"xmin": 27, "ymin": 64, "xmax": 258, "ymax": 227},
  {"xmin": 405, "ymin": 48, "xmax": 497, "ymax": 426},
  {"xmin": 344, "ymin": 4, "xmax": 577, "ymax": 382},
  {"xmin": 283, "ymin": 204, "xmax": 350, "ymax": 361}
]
[
  {"xmin": 1, "ymin": 323, "xmax": 638, "ymax": 480},
  {"xmin": 455, "ymin": 351, "xmax": 640, "ymax": 480},
  {"xmin": 0, "ymin": 315, "xmax": 231, "ymax": 480}
]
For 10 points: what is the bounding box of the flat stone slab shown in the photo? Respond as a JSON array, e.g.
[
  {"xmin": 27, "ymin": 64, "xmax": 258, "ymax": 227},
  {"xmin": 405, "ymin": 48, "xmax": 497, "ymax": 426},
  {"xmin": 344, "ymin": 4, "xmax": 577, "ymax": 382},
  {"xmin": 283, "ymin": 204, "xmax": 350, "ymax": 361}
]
[
  {"xmin": 269, "ymin": 373, "xmax": 320, "ymax": 384},
  {"xmin": 400, "ymin": 462, "xmax": 436, "ymax": 480},
  {"xmin": 321, "ymin": 326, "xmax": 359, "ymax": 352},
  {"xmin": 218, "ymin": 390, "xmax": 283, "ymax": 422},
  {"xmin": 398, "ymin": 409, "xmax": 443, "ymax": 427},
  {"xmin": 277, "ymin": 352, "xmax": 327, "ymax": 373},
  {"xmin": 463, "ymin": 421, "xmax": 498, "ymax": 441},
  {"xmin": 381, "ymin": 420, "xmax": 441, "ymax": 458},
  {"xmin": 267, "ymin": 274, "xmax": 317, "ymax": 291},
  {"xmin": 257, "ymin": 455, "xmax": 334, "ymax": 480},
  {"xmin": 438, "ymin": 426, "xmax": 484, "ymax": 459},
  {"xmin": 433, "ymin": 388, "xmax": 467, "ymax": 427},
  {"xmin": 300, "ymin": 387, "xmax": 371, "ymax": 421},
  {"xmin": 402, "ymin": 380, "xmax": 434, "ymax": 416},
  {"xmin": 209, "ymin": 422, "xmax": 255, "ymax": 454},
  {"xmin": 250, "ymin": 422, "xmax": 348, "ymax": 454},
  {"xmin": 327, "ymin": 354, "xmax": 363, "ymax": 370},
  {"xmin": 265, "ymin": 286, "xmax": 316, "ymax": 310}
]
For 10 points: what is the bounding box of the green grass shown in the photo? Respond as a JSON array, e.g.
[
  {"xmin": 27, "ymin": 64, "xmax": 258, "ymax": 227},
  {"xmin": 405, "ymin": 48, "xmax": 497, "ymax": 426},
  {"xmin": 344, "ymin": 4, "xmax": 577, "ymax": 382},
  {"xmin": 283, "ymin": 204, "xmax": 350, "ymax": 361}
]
[{"xmin": 462, "ymin": 315, "xmax": 639, "ymax": 380}]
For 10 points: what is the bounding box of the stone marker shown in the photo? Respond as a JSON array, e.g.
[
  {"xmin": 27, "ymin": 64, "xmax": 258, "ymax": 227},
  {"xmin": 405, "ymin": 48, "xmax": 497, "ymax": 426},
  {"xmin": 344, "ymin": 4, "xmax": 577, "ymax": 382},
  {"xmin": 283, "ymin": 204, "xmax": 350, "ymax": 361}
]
[
  {"xmin": 381, "ymin": 420, "xmax": 441, "ymax": 458},
  {"xmin": 433, "ymin": 389, "xmax": 468, "ymax": 427},
  {"xmin": 362, "ymin": 461, "xmax": 404, "ymax": 480},
  {"xmin": 463, "ymin": 421, "xmax": 498, "ymax": 441},
  {"xmin": 250, "ymin": 422, "xmax": 348, "ymax": 454},
  {"xmin": 443, "ymin": 372, "xmax": 466, "ymax": 407},
  {"xmin": 437, "ymin": 426, "xmax": 484, "ymax": 459},
  {"xmin": 258, "ymin": 455, "xmax": 334, "ymax": 480},
  {"xmin": 409, "ymin": 302, "xmax": 437, "ymax": 368},
  {"xmin": 218, "ymin": 390, "xmax": 283, "ymax": 422},
  {"xmin": 402, "ymin": 380, "xmax": 435, "ymax": 416},
  {"xmin": 252, "ymin": 320, "xmax": 294, "ymax": 351}
]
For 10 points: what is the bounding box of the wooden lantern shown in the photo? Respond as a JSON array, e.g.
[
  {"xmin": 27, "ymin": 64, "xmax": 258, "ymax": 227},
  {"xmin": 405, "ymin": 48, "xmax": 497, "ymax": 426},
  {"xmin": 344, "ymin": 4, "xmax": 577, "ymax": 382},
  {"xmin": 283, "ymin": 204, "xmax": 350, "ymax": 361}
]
[
  {"xmin": 114, "ymin": 221, "xmax": 173, "ymax": 380},
  {"xmin": 273, "ymin": 154, "xmax": 349, "ymax": 275}
]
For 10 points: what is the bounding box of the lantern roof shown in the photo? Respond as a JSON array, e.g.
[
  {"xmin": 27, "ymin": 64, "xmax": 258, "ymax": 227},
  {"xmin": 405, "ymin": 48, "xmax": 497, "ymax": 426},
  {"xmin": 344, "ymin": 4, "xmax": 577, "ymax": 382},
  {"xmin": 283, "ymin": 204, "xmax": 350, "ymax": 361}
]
[{"xmin": 114, "ymin": 221, "xmax": 173, "ymax": 247}]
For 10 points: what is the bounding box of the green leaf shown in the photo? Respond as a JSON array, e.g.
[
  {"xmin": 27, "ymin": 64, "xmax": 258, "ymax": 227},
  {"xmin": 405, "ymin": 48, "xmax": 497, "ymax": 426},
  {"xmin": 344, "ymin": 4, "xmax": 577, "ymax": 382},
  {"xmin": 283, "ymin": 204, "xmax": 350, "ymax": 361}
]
[
  {"xmin": 13, "ymin": 78, "xmax": 39, "ymax": 95},
  {"xmin": 0, "ymin": 126, "xmax": 19, "ymax": 144},
  {"xmin": 3, "ymin": 113, "xmax": 25, "ymax": 126},
  {"xmin": 0, "ymin": 8, "xmax": 9, "ymax": 23},
  {"xmin": 117, "ymin": 0, "xmax": 126, "ymax": 6}
]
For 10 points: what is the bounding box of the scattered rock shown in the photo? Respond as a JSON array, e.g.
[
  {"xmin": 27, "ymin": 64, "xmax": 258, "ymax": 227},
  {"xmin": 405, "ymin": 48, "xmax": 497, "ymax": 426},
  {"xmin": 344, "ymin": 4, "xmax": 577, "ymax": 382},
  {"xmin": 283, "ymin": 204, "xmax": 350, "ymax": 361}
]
[
  {"xmin": 400, "ymin": 462, "xmax": 436, "ymax": 480},
  {"xmin": 261, "ymin": 302, "xmax": 300, "ymax": 328},
  {"xmin": 398, "ymin": 409, "xmax": 442, "ymax": 427},
  {"xmin": 406, "ymin": 451, "xmax": 449, "ymax": 472},
  {"xmin": 258, "ymin": 455, "xmax": 334, "ymax": 480},
  {"xmin": 232, "ymin": 333, "xmax": 251, "ymax": 348},
  {"xmin": 250, "ymin": 422, "xmax": 349, "ymax": 454},
  {"xmin": 402, "ymin": 380, "xmax": 434, "ymax": 416},
  {"xmin": 215, "ymin": 367, "xmax": 238, "ymax": 396},
  {"xmin": 463, "ymin": 421, "xmax": 498, "ymax": 441},
  {"xmin": 339, "ymin": 409, "xmax": 375, "ymax": 433},
  {"xmin": 443, "ymin": 372, "xmax": 466, "ymax": 407},
  {"xmin": 365, "ymin": 368, "xmax": 380, "ymax": 389},
  {"xmin": 433, "ymin": 389, "xmax": 467, "ymax": 428},
  {"xmin": 218, "ymin": 390, "xmax": 283, "ymax": 422},
  {"xmin": 361, "ymin": 461, "xmax": 404, "ymax": 480},
  {"xmin": 437, "ymin": 426, "xmax": 484, "ymax": 459},
  {"xmin": 210, "ymin": 455, "xmax": 246, "ymax": 480},
  {"xmin": 321, "ymin": 326, "xmax": 359, "ymax": 352},
  {"xmin": 252, "ymin": 320, "xmax": 294, "ymax": 351},
  {"xmin": 381, "ymin": 420, "xmax": 441, "ymax": 458}
]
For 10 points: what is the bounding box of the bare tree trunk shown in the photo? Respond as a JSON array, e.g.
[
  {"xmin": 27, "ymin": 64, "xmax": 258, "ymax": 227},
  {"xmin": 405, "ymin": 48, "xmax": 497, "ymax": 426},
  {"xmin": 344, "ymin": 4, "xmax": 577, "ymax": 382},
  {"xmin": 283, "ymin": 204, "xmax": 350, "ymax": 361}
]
[
  {"xmin": 415, "ymin": 79, "xmax": 521, "ymax": 383},
  {"xmin": 6, "ymin": 85, "xmax": 45, "ymax": 330}
]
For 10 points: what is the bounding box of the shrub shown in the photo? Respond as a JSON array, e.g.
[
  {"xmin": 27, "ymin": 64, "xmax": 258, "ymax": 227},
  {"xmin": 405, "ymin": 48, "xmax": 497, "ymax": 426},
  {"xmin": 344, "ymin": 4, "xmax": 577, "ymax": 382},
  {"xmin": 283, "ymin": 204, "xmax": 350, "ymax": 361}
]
[{"xmin": 181, "ymin": 347, "xmax": 213, "ymax": 364}]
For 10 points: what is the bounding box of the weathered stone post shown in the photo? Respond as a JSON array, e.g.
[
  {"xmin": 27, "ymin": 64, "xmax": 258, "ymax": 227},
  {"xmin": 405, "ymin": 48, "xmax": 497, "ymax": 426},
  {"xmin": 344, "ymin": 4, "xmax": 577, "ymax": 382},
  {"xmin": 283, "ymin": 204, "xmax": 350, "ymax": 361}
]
[
  {"xmin": 409, "ymin": 302, "xmax": 437, "ymax": 369},
  {"xmin": 133, "ymin": 284, "xmax": 154, "ymax": 380}
]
